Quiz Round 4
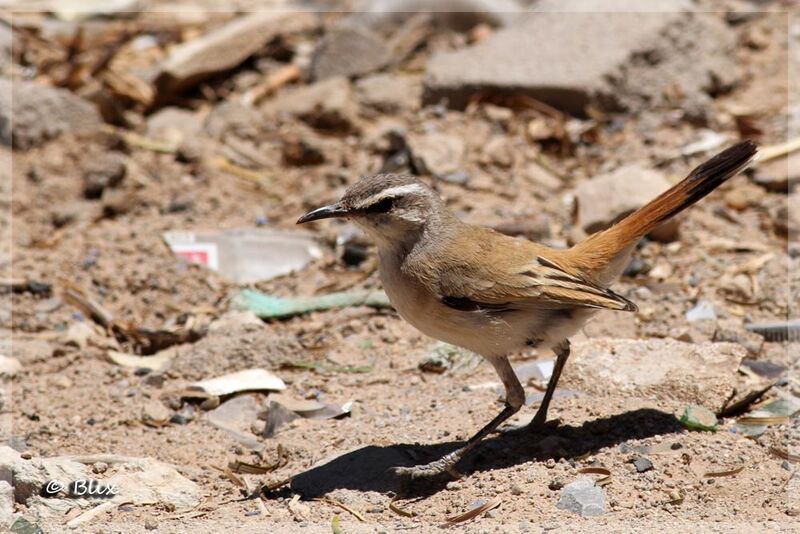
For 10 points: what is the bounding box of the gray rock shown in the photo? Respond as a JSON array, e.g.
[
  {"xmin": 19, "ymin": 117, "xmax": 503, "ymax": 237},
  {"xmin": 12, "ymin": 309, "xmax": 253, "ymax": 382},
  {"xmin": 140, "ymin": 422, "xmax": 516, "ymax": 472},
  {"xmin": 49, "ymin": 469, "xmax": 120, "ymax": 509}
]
[
  {"xmin": 407, "ymin": 132, "xmax": 465, "ymax": 178},
  {"xmin": 574, "ymin": 164, "xmax": 679, "ymax": 241},
  {"xmin": 425, "ymin": 2, "xmax": 736, "ymax": 114},
  {"xmin": 562, "ymin": 338, "xmax": 745, "ymax": 411},
  {"xmin": 82, "ymin": 152, "xmax": 126, "ymax": 200},
  {"xmin": 0, "ymin": 445, "xmax": 87, "ymax": 504},
  {"xmin": 0, "ymin": 78, "xmax": 102, "ymax": 150},
  {"xmin": 633, "ymin": 457, "xmax": 654, "ymax": 473},
  {"xmin": 714, "ymin": 319, "xmax": 764, "ymax": 356},
  {"xmin": 155, "ymin": 12, "xmax": 316, "ymax": 96},
  {"xmin": 262, "ymin": 77, "xmax": 359, "ymax": 132},
  {"xmin": 556, "ymin": 478, "xmax": 605, "ymax": 517},
  {"xmin": 206, "ymin": 394, "xmax": 264, "ymax": 450},
  {"xmin": 204, "ymin": 101, "xmax": 259, "ymax": 140},
  {"xmin": 311, "ymin": 25, "xmax": 392, "ymax": 80},
  {"xmin": 0, "ymin": 446, "xmax": 200, "ymax": 516},
  {"xmin": 751, "ymin": 155, "xmax": 798, "ymax": 192},
  {"xmin": 145, "ymin": 107, "xmax": 202, "ymax": 146},
  {"xmin": 0, "ymin": 480, "xmax": 14, "ymax": 529},
  {"xmin": 356, "ymin": 73, "xmax": 422, "ymax": 112}
]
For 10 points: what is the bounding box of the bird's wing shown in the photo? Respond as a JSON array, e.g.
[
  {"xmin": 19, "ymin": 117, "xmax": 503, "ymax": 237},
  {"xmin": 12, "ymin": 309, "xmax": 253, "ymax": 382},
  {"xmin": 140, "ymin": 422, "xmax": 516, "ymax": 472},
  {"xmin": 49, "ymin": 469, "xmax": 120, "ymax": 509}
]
[{"xmin": 433, "ymin": 228, "xmax": 637, "ymax": 313}]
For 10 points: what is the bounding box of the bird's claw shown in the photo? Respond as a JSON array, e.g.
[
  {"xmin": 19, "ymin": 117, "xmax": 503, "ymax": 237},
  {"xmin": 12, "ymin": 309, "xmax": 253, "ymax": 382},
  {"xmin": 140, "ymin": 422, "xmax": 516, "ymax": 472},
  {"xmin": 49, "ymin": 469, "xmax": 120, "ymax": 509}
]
[{"xmin": 390, "ymin": 450, "xmax": 463, "ymax": 479}]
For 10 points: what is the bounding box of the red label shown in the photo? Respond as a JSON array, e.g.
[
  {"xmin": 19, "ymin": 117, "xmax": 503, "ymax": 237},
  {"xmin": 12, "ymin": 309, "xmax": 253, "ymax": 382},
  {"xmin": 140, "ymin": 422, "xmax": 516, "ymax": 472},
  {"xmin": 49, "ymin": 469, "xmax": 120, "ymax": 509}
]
[{"xmin": 175, "ymin": 250, "xmax": 209, "ymax": 266}]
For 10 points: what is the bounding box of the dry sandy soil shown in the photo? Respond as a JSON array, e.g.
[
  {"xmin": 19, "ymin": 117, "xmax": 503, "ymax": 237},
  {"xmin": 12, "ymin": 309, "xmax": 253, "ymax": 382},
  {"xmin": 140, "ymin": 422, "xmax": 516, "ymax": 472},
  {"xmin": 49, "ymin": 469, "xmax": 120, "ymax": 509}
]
[{"xmin": 1, "ymin": 2, "xmax": 798, "ymax": 533}]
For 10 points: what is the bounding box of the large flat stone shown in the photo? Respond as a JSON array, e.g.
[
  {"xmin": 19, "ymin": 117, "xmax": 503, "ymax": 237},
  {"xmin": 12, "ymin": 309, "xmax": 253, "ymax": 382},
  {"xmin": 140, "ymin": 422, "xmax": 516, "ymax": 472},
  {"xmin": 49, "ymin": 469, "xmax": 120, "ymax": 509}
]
[
  {"xmin": 424, "ymin": 2, "xmax": 736, "ymax": 114},
  {"xmin": 155, "ymin": 12, "xmax": 316, "ymax": 96},
  {"xmin": 562, "ymin": 338, "xmax": 745, "ymax": 411}
]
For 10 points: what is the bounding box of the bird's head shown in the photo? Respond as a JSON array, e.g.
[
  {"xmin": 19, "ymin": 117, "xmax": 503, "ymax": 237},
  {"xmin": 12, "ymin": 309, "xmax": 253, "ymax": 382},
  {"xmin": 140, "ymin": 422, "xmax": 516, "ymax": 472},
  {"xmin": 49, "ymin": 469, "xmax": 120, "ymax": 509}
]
[{"xmin": 297, "ymin": 174, "xmax": 447, "ymax": 247}]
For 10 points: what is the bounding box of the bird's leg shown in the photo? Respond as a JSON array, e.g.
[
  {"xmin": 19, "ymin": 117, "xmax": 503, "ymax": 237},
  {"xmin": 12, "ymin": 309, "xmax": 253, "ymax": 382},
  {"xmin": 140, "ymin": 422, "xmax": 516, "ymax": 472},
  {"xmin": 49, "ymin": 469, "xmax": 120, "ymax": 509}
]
[
  {"xmin": 392, "ymin": 355, "xmax": 524, "ymax": 479},
  {"xmin": 528, "ymin": 340, "xmax": 570, "ymax": 431}
]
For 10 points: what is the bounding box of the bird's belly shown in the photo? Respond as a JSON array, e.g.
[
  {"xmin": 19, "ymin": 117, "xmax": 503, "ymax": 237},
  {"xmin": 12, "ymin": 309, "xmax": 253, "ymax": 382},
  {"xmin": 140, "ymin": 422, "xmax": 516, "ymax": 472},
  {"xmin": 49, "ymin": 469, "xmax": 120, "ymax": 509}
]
[{"xmin": 379, "ymin": 255, "xmax": 598, "ymax": 357}]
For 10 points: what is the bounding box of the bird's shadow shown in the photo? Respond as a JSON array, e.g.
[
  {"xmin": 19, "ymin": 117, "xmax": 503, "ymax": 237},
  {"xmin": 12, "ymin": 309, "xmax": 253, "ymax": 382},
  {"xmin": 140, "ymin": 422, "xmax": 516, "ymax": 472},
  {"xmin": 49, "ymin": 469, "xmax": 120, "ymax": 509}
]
[{"xmin": 276, "ymin": 408, "xmax": 683, "ymax": 500}]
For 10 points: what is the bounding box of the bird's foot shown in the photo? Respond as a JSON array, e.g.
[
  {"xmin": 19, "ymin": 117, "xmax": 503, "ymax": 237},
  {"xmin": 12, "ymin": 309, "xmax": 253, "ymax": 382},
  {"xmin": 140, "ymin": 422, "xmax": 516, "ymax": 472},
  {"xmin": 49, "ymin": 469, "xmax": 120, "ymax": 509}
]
[{"xmin": 390, "ymin": 449, "xmax": 464, "ymax": 479}]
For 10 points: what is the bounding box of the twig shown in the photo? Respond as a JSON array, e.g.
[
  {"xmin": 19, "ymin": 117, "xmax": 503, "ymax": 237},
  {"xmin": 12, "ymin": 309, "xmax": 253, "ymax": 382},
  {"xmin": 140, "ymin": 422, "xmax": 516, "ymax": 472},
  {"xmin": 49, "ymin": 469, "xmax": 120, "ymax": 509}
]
[
  {"xmin": 703, "ymin": 464, "xmax": 746, "ymax": 477},
  {"xmin": 62, "ymin": 286, "xmax": 115, "ymax": 329},
  {"xmin": 101, "ymin": 125, "xmax": 177, "ymax": 153},
  {"xmin": 241, "ymin": 64, "xmax": 301, "ymax": 106},
  {"xmin": 316, "ymin": 497, "xmax": 366, "ymax": 522},
  {"xmin": 443, "ymin": 497, "xmax": 501, "ymax": 526},
  {"xmin": 66, "ymin": 501, "xmax": 116, "ymax": 528},
  {"xmin": 757, "ymin": 137, "xmax": 800, "ymax": 164}
]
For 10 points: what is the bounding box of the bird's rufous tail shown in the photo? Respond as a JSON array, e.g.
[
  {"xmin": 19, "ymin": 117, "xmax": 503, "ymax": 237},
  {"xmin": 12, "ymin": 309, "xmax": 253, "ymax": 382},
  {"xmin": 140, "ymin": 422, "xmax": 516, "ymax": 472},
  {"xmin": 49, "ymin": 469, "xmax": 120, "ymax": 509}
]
[{"xmin": 570, "ymin": 140, "xmax": 758, "ymax": 274}]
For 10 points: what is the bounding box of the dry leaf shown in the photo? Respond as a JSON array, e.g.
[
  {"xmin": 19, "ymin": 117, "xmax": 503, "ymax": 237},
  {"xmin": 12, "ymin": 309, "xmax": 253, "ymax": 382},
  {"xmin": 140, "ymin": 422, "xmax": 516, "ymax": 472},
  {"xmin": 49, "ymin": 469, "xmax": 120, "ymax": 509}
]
[
  {"xmin": 389, "ymin": 497, "xmax": 416, "ymax": 518},
  {"xmin": 703, "ymin": 465, "xmax": 746, "ymax": 477},
  {"xmin": 444, "ymin": 497, "xmax": 501, "ymax": 525}
]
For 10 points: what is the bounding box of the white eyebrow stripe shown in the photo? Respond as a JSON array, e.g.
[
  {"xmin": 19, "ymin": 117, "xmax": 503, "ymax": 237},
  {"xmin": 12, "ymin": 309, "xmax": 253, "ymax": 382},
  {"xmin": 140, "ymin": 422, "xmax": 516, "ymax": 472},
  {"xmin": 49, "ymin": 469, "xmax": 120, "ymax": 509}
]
[{"xmin": 353, "ymin": 183, "xmax": 426, "ymax": 208}]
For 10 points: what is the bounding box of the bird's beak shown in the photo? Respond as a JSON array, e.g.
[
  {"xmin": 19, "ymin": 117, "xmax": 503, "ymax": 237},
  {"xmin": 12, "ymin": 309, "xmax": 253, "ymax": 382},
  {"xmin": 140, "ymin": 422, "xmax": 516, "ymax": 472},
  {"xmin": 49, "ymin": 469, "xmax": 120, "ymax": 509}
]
[{"xmin": 296, "ymin": 202, "xmax": 349, "ymax": 224}]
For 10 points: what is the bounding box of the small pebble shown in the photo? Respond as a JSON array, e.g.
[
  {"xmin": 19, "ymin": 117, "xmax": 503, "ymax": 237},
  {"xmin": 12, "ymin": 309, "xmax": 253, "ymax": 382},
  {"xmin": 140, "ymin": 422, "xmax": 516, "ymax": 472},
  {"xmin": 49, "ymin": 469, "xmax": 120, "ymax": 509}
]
[
  {"xmin": 446, "ymin": 480, "xmax": 462, "ymax": 491},
  {"xmin": 20, "ymin": 451, "xmax": 32, "ymax": 460},
  {"xmin": 169, "ymin": 413, "xmax": 192, "ymax": 425},
  {"xmin": 556, "ymin": 478, "xmax": 606, "ymax": 517},
  {"xmin": 510, "ymin": 483, "xmax": 524, "ymax": 496},
  {"xmin": 633, "ymin": 457, "xmax": 654, "ymax": 473},
  {"xmin": 92, "ymin": 462, "xmax": 108, "ymax": 474},
  {"xmin": 144, "ymin": 374, "xmax": 166, "ymax": 388}
]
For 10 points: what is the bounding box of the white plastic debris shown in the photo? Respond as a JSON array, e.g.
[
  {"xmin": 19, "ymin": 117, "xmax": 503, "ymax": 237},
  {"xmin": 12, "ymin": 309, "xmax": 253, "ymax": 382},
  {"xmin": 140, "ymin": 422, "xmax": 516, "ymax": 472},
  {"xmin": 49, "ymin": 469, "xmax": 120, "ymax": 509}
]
[
  {"xmin": 514, "ymin": 359, "xmax": 554, "ymax": 383},
  {"xmin": 190, "ymin": 368, "xmax": 286, "ymax": 396},
  {"xmin": 106, "ymin": 349, "xmax": 174, "ymax": 372},
  {"xmin": 681, "ymin": 130, "xmax": 727, "ymax": 156},
  {"xmin": 685, "ymin": 299, "xmax": 717, "ymax": 322},
  {"xmin": 163, "ymin": 228, "xmax": 323, "ymax": 284}
]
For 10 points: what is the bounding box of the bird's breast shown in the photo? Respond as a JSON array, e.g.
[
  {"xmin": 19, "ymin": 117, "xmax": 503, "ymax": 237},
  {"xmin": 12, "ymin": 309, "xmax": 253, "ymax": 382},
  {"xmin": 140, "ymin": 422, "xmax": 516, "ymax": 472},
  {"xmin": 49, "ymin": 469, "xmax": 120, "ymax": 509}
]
[{"xmin": 377, "ymin": 250, "xmax": 525, "ymax": 357}]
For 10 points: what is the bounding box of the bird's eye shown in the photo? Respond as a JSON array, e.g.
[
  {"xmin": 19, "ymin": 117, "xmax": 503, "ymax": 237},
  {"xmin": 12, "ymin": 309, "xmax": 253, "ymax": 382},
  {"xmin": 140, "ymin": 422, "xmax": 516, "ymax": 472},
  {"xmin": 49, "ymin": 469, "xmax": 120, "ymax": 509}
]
[{"xmin": 366, "ymin": 197, "xmax": 395, "ymax": 214}]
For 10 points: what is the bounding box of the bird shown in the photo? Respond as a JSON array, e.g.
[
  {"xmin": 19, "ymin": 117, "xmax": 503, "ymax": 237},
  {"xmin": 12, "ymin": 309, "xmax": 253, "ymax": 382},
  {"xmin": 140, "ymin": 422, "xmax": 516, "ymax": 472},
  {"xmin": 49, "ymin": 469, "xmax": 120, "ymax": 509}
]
[{"xmin": 297, "ymin": 140, "xmax": 758, "ymax": 478}]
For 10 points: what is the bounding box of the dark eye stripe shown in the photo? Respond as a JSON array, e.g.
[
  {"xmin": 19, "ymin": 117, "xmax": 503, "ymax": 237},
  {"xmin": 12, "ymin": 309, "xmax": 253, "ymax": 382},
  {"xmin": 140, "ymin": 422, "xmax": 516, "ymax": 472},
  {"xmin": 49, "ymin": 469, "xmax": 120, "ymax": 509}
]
[{"xmin": 362, "ymin": 197, "xmax": 394, "ymax": 214}]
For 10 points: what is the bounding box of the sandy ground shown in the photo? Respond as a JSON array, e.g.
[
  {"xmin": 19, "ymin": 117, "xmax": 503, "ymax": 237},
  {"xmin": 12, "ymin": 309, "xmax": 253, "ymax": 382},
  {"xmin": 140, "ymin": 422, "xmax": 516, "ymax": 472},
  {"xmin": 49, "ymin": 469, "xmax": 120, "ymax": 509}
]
[{"xmin": 2, "ymin": 4, "xmax": 798, "ymax": 533}]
